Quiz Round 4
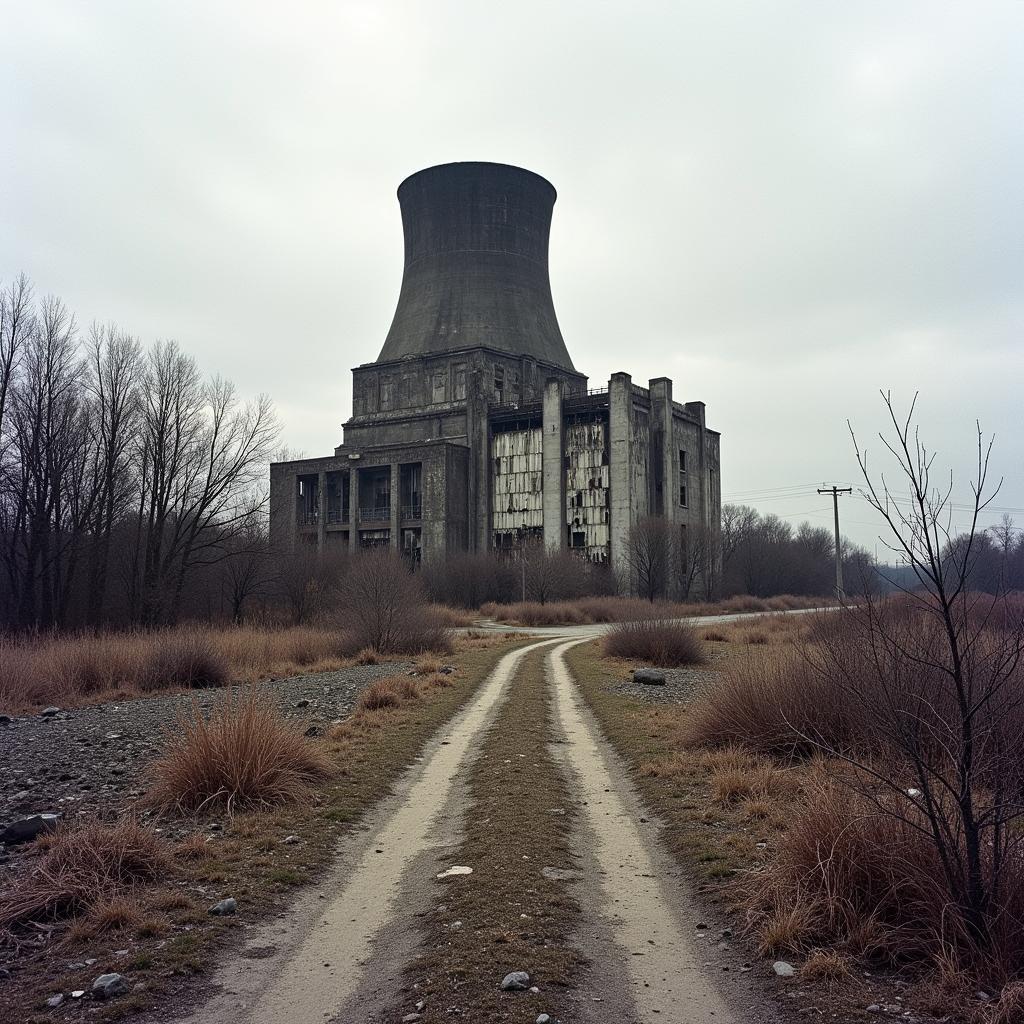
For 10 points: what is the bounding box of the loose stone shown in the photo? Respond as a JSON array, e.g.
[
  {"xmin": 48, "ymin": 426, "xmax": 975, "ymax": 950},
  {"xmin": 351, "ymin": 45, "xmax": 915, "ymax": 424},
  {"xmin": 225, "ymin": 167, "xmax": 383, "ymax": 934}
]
[
  {"xmin": 500, "ymin": 971, "xmax": 531, "ymax": 991},
  {"xmin": 91, "ymin": 973, "xmax": 129, "ymax": 999}
]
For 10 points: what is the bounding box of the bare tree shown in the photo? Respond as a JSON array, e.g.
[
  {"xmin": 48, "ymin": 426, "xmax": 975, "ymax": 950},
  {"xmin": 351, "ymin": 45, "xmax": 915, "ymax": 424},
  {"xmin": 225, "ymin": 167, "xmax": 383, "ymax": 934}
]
[
  {"xmin": 83, "ymin": 323, "xmax": 141, "ymax": 627},
  {"xmin": 626, "ymin": 515, "xmax": 677, "ymax": 601},
  {"xmin": 133, "ymin": 342, "xmax": 278, "ymax": 624},
  {"xmin": 811, "ymin": 392, "xmax": 1024, "ymax": 955}
]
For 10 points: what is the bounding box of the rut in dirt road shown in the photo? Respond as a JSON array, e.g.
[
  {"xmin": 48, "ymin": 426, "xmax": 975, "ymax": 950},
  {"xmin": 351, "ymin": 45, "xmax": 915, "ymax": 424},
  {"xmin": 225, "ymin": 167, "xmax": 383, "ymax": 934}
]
[
  {"xmin": 178, "ymin": 637, "xmax": 566, "ymax": 1024},
  {"xmin": 549, "ymin": 639, "xmax": 742, "ymax": 1024}
]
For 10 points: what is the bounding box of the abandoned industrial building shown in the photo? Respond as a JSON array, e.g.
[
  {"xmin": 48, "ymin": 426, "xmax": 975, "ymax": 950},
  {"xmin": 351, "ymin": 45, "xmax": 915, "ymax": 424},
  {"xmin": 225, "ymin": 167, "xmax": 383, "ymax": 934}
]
[{"xmin": 269, "ymin": 161, "xmax": 721, "ymax": 590}]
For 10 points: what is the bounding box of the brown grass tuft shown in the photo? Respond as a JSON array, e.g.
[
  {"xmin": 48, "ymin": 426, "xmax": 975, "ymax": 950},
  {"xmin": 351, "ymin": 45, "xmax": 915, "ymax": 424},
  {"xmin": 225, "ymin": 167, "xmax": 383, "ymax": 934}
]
[
  {"xmin": 147, "ymin": 691, "xmax": 333, "ymax": 813},
  {"xmin": 66, "ymin": 894, "xmax": 146, "ymax": 941},
  {"xmin": 682, "ymin": 646, "xmax": 854, "ymax": 757},
  {"xmin": 355, "ymin": 678, "xmax": 402, "ymax": 711},
  {"xmin": 604, "ymin": 619, "xmax": 706, "ymax": 667},
  {"xmin": 0, "ymin": 818, "xmax": 170, "ymax": 931}
]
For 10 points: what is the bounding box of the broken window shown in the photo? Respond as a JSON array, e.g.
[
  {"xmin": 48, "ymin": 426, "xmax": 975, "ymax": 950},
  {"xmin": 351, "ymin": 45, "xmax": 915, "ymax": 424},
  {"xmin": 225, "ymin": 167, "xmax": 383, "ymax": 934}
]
[
  {"xmin": 432, "ymin": 371, "xmax": 447, "ymax": 404},
  {"xmin": 400, "ymin": 463, "xmax": 422, "ymax": 519},
  {"xmin": 679, "ymin": 449, "xmax": 688, "ymax": 507},
  {"xmin": 380, "ymin": 377, "xmax": 394, "ymax": 411},
  {"xmin": 454, "ymin": 364, "xmax": 467, "ymax": 401}
]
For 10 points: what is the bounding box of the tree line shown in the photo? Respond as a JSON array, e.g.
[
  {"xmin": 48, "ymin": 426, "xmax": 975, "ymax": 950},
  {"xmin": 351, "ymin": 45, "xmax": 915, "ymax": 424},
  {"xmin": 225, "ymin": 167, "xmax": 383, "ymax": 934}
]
[{"xmin": 0, "ymin": 275, "xmax": 278, "ymax": 630}]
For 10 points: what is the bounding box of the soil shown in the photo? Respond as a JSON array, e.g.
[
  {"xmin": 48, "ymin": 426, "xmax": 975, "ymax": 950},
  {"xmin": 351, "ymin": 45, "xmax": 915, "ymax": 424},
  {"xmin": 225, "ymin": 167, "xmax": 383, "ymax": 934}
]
[{"xmin": 0, "ymin": 664, "xmax": 408, "ymax": 891}]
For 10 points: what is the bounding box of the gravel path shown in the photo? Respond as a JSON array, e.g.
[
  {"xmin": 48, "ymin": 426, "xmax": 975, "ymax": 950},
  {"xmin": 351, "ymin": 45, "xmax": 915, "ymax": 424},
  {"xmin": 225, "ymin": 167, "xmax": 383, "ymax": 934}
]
[{"xmin": 0, "ymin": 662, "xmax": 410, "ymax": 873}]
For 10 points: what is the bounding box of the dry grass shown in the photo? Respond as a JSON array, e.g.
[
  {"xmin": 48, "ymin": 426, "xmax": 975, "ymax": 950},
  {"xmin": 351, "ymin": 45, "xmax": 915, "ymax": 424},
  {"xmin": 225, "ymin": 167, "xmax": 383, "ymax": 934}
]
[
  {"xmin": 739, "ymin": 781, "xmax": 1024, "ymax": 979},
  {"xmin": 0, "ymin": 818, "xmax": 170, "ymax": 932},
  {"xmin": 801, "ymin": 948, "xmax": 852, "ymax": 982},
  {"xmin": 682, "ymin": 645, "xmax": 856, "ymax": 757},
  {"xmin": 0, "ymin": 625, "xmax": 370, "ymax": 711},
  {"xmin": 603, "ymin": 618, "xmax": 706, "ymax": 667},
  {"xmin": 480, "ymin": 593, "xmax": 828, "ymax": 626},
  {"xmin": 351, "ymin": 673, "xmax": 431, "ymax": 714},
  {"xmin": 147, "ymin": 690, "xmax": 334, "ymax": 813}
]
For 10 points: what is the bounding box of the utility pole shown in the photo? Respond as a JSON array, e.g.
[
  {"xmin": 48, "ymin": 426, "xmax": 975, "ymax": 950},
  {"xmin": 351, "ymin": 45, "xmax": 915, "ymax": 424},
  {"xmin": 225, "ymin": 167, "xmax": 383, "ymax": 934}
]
[{"xmin": 818, "ymin": 485, "xmax": 852, "ymax": 598}]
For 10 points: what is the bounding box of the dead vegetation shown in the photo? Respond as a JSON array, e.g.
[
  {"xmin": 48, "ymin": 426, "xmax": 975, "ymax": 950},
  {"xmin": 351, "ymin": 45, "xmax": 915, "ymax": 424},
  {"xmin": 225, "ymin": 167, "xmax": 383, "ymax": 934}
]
[
  {"xmin": 146, "ymin": 690, "xmax": 334, "ymax": 813},
  {"xmin": 0, "ymin": 634, "xmax": 526, "ymax": 1022},
  {"xmin": 480, "ymin": 592, "xmax": 826, "ymax": 627},
  {"xmin": 603, "ymin": 617, "xmax": 707, "ymax": 667},
  {"xmin": 0, "ymin": 818, "xmax": 171, "ymax": 933}
]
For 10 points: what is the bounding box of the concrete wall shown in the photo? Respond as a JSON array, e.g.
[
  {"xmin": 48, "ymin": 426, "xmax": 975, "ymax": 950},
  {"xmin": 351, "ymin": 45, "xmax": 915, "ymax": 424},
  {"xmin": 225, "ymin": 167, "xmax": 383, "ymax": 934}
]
[{"xmin": 271, "ymin": 362, "xmax": 721, "ymax": 594}]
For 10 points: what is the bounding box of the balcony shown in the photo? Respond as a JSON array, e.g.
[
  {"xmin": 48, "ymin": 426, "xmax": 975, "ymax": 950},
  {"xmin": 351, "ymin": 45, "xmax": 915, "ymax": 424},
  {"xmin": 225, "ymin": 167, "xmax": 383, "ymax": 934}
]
[
  {"xmin": 299, "ymin": 510, "xmax": 319, "ymax": 527},
  {"xmin": 326, "ymin": 508, "xmax": 350, "ymax": 525},
  {"xmin": 358, "ymin": 505, "xmax": 391, "ymax": 523},
  {"xmin": 400, "ymin": 503, "xmax": 423, "ymax": 521}
]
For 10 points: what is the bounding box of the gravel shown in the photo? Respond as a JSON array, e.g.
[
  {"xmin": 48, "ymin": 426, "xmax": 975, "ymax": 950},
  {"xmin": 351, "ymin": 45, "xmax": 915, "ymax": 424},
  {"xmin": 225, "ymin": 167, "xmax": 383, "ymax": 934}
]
[
  {"xmin": 0, "ymin": 662, "xmax": 409, "ymax": 874},
  {"xmin": 609, "ymin": 662, "xmax": 721, "ymax": 705}
]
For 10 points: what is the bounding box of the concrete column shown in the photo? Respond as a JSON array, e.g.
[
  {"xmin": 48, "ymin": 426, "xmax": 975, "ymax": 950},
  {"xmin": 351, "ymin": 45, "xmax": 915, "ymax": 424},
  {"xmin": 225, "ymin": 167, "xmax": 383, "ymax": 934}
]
[
  {"xmin": 542, "ymin": 378, "xmax": 565, "ymax": 552},
  {"xmin": 348, "ymin": 463, "xmax": 360, "ymax": 552},
  {"xmin": 466, "ymin": 369, "xmax": 491, "ymax": 552},
  {"xmin": 390, "ymin": 462, "xmax": 400, "ymax": 550},
  {"xmin": 608, "ymin": 372, "xmax": 633, "ymax": 589},
  {"xmin": 649, "ymin": 378, "xmax": 674, "ymax": 521},
  {"xmin": 317, "ymin": 470, "xmax": 326, "ymax": 552}
]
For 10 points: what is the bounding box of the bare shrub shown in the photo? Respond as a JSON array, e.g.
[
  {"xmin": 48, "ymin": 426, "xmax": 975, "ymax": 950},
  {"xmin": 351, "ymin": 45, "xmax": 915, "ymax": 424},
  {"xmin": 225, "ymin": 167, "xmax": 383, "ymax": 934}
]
[
  {"xmin": 0, "ymin": 819, "xmax": 170, "ymax": 931},
  {"xmin": 336, "ymin": 549, "xmax": 451, "ymax": 654},
  {"xmin": 604, "ymin": 619, "xmax": 706, "ymax": 667},
  {"xmin": 147, "ymin": 691, "xmax": 333, "ymax": 813}
]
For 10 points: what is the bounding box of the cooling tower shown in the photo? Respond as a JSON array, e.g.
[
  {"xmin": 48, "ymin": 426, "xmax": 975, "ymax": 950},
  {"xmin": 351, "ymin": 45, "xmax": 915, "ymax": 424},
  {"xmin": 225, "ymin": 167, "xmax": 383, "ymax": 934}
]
[{"xmin": 376, "ymin": 161, "xmax": 575, "ymax": 371}]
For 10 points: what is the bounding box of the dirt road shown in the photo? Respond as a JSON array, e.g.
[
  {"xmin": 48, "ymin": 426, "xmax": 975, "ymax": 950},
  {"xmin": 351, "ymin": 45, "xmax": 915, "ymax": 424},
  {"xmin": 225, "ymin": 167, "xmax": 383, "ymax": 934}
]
[{"xmin": 180, "ymin": 625, "xmax": 776, "ymax": 1024}]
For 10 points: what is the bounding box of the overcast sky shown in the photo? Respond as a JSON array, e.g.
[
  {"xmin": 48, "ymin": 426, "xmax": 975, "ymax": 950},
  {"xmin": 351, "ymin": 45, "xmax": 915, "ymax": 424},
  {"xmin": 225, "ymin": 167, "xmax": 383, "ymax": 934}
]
[{"xmin": 3, "ymin": 2, "xmax": 1022, "ymax": 552}]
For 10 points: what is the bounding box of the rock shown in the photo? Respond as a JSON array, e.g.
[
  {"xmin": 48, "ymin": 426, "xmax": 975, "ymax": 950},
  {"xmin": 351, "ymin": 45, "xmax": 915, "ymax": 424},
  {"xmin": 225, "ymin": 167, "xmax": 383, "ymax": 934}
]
[
  {"xmin": 0, "ymin": 813, "xmax": 62, "ymax": 844},
  {"xmin": 70, "ymin": 990, "xmax": 85, "ymax": 999},
  {"xmin": 294, "ymin": 699, "xmax": 310, "ymax": 708},
  {"xmin": 283, "ymin": 835, "xmax": 300, "ymax": 845},
  {"xmin": 500, "ymin": 971, "xmax": 530, "ymax": 991},
  {"xmin": 542, "ymin": 866, "xmax": 582, "ymax": 881},
  {"xmin": 46, "ymin": 994, "xmax": 64, "ymax": 1008},
  {"xmin": 91, "ymin": 973, "xmax": 129, "ymax": 1000},
  {"xmin": 402, "ymin": 1015, "xmax": 422, "ymax": 1023},
  {"xmin": 547, "ymin": 807, "xmax": 566, "ymax": 815},
  {"xmin": 773, "ymin": 961, "xmax": 795, "ymax": 977},
  {"xmin": 209, "ymin": 897, "xmax": 237, "ymax": 916},
  {"xmin": 537, "ymin": 1016, "xmax": 552, "ymax": 1024},
  {"xmin": 41, "ymin": 706, "xmax": 61, "ymax": 717},
  {"xmin": 866, "ymin": 1006, "xmax": 882, "ymax": 1014},
  {"xmin": 0, "ymin": 714, "xmax": 12, "ymax": 725},
  {"xmin": 634, "ymin": 668, "xmax": 666, "ymax": 685},
  {"xmin": 439, "ymin": 666, "xmax": 455, "ymax": 675},
  {"xmin": 304, "ymin": 725, "xmax": 322, "ymax": 737},
  {"xmin": 436, "ymin": 865, "xmax": 473, "ymax": 878}
]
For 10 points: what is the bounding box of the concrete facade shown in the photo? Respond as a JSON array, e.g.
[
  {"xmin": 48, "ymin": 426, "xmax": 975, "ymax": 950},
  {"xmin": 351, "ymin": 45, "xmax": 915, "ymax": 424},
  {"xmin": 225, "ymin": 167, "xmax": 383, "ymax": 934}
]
[{"xmin": 269, "ymin": 162, "xmax": 721, "ymax": 593}]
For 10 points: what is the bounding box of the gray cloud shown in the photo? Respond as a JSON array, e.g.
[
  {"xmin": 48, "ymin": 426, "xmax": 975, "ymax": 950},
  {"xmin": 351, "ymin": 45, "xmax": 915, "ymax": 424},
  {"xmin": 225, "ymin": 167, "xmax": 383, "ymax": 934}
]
[{"xmin": 2, "ymin": 1, "xmax": 1022, "ymax": 548}]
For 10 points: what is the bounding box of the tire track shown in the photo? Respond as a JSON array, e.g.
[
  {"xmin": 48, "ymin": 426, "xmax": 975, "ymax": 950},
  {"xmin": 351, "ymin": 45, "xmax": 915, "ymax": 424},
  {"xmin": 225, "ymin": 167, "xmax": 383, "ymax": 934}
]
[
  {"xmin": 549, "ymin": 638, "xmax": 741, "ymax": 1024},
  {"xmin": 179, "ymin": 637, "xmax": 564, "ymax": 1024}
]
